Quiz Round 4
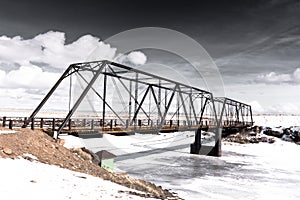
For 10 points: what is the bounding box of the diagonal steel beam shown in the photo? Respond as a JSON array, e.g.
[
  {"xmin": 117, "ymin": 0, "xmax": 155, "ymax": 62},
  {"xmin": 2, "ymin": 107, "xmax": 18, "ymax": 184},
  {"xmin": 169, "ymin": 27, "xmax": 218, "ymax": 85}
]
[
  {"xmin": 132, "ymin": 85, "xmax": 151, "ymax": 123},
  {"xmin": 199, "ymin": 97, "xmax": 208, "ymax": 124}
]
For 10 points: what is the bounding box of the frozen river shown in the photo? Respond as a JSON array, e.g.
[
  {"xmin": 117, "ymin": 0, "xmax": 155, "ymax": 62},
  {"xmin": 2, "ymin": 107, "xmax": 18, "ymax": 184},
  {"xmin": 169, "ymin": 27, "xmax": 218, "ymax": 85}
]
[{"xmin": 82, "ymin": 130, "xmax": 300, "ymax": 200}]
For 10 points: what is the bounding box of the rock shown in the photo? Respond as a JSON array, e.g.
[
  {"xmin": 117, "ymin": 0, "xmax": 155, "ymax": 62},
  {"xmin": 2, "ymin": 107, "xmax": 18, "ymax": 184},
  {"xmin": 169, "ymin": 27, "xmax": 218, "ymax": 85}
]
[
  {"xmin": 261, "ymin": 137, "xmax": 268, "ymax": 142},
  {"xmin": 3, "ymin": 147, "xmax": 13, "ymax": 155},
  {"xmin": 294, "ymin": 131, "xmax": 300, "ymax": 142},
  {"xmin": 249, "ymin": 138, "xmax": 259, "ymax": 143},
  {"xmin": 282, "ymin": 134, "xmax": 293, "ymax": 142},
  {"xmin": 249, "ymin": 131, "xmax": 257, "ymax": 136},
  {"xmin": 263, "ymin": 128, "xmax": 283, "ymax": 138},
  {"xmin": 268, "ymin": 138, "xmax": 275, "ymax": 144}
]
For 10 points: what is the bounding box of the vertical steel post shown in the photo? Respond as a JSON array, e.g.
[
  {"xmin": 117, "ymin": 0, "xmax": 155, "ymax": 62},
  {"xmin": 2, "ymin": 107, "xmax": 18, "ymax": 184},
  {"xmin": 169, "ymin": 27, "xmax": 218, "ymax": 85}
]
[
  {"xmin": 68, "ymin": 119, "xmax": 72, "ymax": 131},
  {"xmin": 31, "ymin": 118, "xmax": 34, "ymax": 130},
  {"xmin": 176, "ymin": 92, "xmax": 179, "ymax": 123},
  {"xmin": 110, "ymin": 119, "xmax": 113, "ymax": 130},
  {"xmin": 250, "ymin": 106, "xmax": 253, "ymax": 125},
  {"xmin": 235, "ymin": 104, "xmax": 240, "ymax": 124},
  {"xmin": 129, "ymin": 80, "xmax": 132, "ymax": 124},
  {"xmin": 158, "ymin": 80, "xmax": 161, "ymax": 123},
  {"xmin": 9, "ymin": 120, "xmax": 12, "ymax": 130},
  {"xmin": 134, "ymin": 73, "xmax": 138, "ymax": 128},
  {"xmin": 52, "ymin": 118, "xmax": 55, "ymax": 131},
  {"xmin": 125, "ymin": 119, "xmax": 129, "ymax": 128},
  {"xmin": 2, "ymin": 116, "xmax": 6, "ymax": 127},
  {"xmin": 102, "ymin": 70, "xmax": 107, "ymax": 128},
  {"xmin": 91, "ymin": 119, "xmax": 94, "ymax": 130},
  {"xmin": 164, "ymin": 89, "xmax": 167, "ymax": 110},
  {"xmin": 189, "ymin": 89, "xmax": 192, "ymax": 126},
  {"xmin": 40, "ymin": 118, "xmax": 44, "ymax": 128}
]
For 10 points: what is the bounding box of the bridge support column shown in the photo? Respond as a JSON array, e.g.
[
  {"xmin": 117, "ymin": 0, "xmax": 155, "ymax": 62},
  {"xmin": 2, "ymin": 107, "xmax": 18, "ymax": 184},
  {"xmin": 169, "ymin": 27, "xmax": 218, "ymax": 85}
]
[
  {"xmin": 211, "ymin": 128, "xmax": 222, "ymax": 157},
  {"xmin": 190, "ymin": 128, "xmax": 222, "ymax": 157},
  {"xmin": 190, "ymin": 128, "xmax": 201, "ymax": 154}
]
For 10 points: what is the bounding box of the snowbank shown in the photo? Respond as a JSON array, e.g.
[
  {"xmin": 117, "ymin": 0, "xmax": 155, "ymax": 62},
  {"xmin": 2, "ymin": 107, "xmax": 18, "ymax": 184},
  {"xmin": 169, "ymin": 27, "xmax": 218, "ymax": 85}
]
[{"xmin": 0, "ymin": 158, "xmax": 155, "ymax": 200}]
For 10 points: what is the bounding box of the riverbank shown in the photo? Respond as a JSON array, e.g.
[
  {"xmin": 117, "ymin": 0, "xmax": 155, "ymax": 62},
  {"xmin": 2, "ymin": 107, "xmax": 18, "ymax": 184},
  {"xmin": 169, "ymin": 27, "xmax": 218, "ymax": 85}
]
[{"xmin": 0, "ymin": 128, "xmax": 181, "ymax": 200}]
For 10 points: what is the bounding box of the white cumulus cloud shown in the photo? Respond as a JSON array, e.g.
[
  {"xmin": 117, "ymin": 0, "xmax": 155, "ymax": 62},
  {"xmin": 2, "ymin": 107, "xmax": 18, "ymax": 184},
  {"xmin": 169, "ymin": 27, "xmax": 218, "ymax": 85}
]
[
  {"xmin": 254, "ymin": 68, "xmax": 300, "ymax": 84},
  {"xmin": 0, "ymin": 64, "xmax": 61, "ymax": 89},
  {"xmin": 116, "ymin": 51, "xmax": 147, "ymax": 66},
  {"xmin": 0, "ymin": 31, "xmax": 147, "ymax": 109},
  {"xmin": 126, "ymin": 51, "xmax": 147, "ymax": 65}
]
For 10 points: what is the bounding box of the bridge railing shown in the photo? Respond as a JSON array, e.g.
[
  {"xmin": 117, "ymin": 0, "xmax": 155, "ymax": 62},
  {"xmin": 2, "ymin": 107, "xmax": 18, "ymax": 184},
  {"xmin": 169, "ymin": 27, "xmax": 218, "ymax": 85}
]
[
  {"xmin": 1, "ymin": 116, "xmax": 249, "ymax": 133},
  {"xmin": 1, "ymin": 115, "xmax": 251, "ymax": 134}
]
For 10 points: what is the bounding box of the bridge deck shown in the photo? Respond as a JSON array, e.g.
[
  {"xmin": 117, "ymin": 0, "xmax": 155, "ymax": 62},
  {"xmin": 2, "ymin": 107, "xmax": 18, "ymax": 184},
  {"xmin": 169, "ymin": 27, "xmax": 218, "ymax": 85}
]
[{"xmin": 1, "ymin": 116, "xmax": 251, "ymax": 136}]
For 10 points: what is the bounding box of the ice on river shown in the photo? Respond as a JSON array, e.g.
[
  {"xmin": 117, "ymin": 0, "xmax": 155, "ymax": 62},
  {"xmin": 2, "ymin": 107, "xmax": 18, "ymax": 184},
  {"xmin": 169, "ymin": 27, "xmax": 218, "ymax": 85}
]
[{"xmin": 82, "ymin": 128, "xmax": 300, "ymax": 200}]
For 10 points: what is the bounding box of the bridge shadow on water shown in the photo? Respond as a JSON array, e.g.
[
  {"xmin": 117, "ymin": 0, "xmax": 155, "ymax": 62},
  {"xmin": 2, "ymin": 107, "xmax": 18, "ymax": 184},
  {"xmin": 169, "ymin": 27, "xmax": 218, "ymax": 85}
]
[
  {"xmin": 116, "ymin": 148, "xmax": 267, "ymax": 185},
  {"xmin": 115, "ymin": 143, "xmax": 190, "ymax": 162}
]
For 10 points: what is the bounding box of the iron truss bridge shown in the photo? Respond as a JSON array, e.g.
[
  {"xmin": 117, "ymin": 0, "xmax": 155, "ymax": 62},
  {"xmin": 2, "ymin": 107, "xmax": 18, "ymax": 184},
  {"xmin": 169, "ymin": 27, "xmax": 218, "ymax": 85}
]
[{"xmin": 18, "ymin": 60, "xmax": 253, "ymax": 156}]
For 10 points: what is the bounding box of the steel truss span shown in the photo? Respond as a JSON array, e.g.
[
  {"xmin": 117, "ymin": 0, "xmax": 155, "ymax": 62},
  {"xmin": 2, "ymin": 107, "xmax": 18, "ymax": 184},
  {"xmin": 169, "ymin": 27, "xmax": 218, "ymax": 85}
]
[{"xmin": 22, "ymin": 60, "xmax": 253, "ymax": 156}]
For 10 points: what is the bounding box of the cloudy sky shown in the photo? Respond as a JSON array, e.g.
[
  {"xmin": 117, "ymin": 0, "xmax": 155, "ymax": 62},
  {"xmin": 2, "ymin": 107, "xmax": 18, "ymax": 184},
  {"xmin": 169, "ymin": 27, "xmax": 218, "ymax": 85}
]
[{"xmin": 0, "ymin": 0, "xmax": 300, "ymax": 114}]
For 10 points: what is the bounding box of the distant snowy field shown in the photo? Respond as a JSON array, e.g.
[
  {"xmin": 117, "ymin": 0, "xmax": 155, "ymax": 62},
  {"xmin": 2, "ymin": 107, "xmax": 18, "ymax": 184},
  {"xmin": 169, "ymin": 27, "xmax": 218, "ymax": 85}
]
[
  {"xmin": 0, "ymin": 158, "xmax": 155, "ymax": 200},
  {"xmin": 253, "ymin": 115, "xmax": 300, "ymax": 127}
]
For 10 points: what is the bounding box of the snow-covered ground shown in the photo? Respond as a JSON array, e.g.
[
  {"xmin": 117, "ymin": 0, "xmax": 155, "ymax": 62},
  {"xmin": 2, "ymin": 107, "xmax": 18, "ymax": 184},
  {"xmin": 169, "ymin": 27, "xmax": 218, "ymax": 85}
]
[
  {"xmin": 0, "ymin": 157, "xmax": 155, "ymax": 200},
  {"xmin": 2, "ymin": 129, "xmax": 298, "ymax": 200},
  {"xmin": 2, "ymin": 113, "xmax": 300, "ymax": 200}
]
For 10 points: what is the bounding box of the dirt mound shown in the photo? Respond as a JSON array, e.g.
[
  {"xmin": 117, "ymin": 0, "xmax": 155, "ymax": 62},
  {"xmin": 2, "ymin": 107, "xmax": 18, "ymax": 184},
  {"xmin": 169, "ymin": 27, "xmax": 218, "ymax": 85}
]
[{"xmin": 0, "ymin": 128, "xmax": 181, "ymax": 200}]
